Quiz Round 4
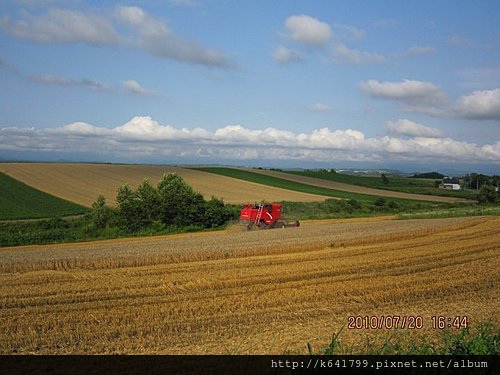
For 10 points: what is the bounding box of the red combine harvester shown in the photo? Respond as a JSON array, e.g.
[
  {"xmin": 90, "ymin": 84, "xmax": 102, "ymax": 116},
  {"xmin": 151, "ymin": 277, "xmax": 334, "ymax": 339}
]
[{"xmin": 239, "ymin": 203, "xmax": 300, "ymax": 230}]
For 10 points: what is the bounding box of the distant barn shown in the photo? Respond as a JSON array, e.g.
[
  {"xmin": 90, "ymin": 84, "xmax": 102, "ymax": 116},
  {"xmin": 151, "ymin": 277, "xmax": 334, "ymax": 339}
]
[{"xmin": 439, "ymin": 177, "xmax": 461, "ymax": 190}]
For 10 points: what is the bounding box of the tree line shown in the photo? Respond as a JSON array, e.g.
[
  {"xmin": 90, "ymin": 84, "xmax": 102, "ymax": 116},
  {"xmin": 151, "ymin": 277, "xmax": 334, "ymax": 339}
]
[{"xmin": 88, "ymin": 173, "xmax": 236, "ymax": 233}]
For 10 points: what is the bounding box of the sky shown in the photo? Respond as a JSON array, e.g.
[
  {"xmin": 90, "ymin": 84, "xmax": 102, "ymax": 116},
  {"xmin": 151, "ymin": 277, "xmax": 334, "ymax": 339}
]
[{"xmin": 0, "ymin": 0, "xmax": 499, "ymax": 174}]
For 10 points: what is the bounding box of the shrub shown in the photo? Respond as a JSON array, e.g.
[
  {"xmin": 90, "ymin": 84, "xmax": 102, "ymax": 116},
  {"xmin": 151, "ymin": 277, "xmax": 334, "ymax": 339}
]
[
  {"xmin": 477, "ymin": 184, "xmax": 498, "ymax": 204},
  {"xmin": 347, "ymin": 199, "xmax": 361, "ymax": 210},
  {"xmin": 204, "ymin": 197, "xmax": 234, "ymax": 228},
  {"xmin": 387, "ymin": 200, "xmax": 399, "ymax": 209},
  {"xmin": 88, "ymin": 195, "xmax": 116, "ymax": 230}
]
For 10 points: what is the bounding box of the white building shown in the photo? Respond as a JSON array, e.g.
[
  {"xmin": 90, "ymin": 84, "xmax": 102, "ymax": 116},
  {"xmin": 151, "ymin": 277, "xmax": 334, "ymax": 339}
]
[{"xmin": 439, "ymin": 177, "xmax": 461, "ymax": 190}]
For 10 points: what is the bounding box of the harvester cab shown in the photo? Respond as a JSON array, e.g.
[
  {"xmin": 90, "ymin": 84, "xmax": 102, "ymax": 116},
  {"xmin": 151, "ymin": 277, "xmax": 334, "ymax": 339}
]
[{"xmin": 239, "ymin": 203, "xmax": 300, "ymax": 230}]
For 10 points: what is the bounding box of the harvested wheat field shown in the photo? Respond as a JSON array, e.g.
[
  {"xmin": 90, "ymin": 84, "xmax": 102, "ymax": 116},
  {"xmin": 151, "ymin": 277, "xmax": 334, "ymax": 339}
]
[
  {"xmin": 243, "ymin": 168, "xmax": 467, "ymax": 203},
  {"xmin": 0, "ymin": 216, "xmax": 498, "ymax": 354},
  {"xmin": 0, "ymin": 163, "xmax": 327, "ymax": 206}
]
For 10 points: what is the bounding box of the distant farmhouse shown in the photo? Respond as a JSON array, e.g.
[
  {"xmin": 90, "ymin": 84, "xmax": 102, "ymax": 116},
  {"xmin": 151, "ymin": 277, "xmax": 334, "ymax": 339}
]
[{"xmin": 439, "ymin": 177, "xmax": 461, "ymax": 190}]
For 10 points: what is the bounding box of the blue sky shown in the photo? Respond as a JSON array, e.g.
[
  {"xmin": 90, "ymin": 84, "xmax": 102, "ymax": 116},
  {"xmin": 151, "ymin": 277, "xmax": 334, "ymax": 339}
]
[{"xmin": 1, "ymin": 0, "xmax": 499, "ymax": 173}]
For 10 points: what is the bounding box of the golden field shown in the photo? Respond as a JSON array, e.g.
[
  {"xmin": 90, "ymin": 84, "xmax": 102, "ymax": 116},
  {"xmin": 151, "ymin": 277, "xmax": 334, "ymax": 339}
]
[
  {"xmin": 0, "ymin": 163, "xmax": 328, "ymax": 206},
  {"xmin": 0, "ymin": 216, "xmax": 498, "ymax": 354}
]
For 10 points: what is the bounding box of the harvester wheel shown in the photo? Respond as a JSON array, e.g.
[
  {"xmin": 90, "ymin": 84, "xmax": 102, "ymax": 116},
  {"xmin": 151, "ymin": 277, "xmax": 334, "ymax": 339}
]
[{"xmin": 247, "ymin": 223, "xmax": 262, "ymax": 231}]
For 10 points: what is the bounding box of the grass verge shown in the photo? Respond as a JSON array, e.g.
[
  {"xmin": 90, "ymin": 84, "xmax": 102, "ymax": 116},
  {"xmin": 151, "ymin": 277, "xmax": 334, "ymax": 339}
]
[
  {"xmin": 309, "ymin": 321, "xmax": 499, "ymax": 355},
  {"xmin": 398, "ymin": 205, "xmax": 500, "ymax": 220}
]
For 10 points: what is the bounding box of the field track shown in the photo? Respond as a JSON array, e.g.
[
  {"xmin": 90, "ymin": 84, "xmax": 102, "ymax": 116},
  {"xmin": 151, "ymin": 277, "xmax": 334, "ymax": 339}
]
[
  {"xmin": 239, "ymin": 168, "xmax": 469, "ymax": 203},
  {"xmin": 0, "ymin": 216, "xmax": 498, "ymax": 354},
  {"xmin": 0, "ymin": 163, "xmax": 327, "ymax": 206}
]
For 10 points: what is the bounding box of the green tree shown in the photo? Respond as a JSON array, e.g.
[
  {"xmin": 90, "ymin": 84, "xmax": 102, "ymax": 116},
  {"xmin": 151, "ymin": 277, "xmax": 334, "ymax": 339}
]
[
  {"xmin": 89, "ymin": 195, "xmax": 115, "ymax": 229},
  {"xmin": 381, "ymin": 173, "xmax": 389, "ymax": 185},
  {"xmin": 116, "ymin": 184, "xmax": 143, "ymax": 232},
  {"xmin": 477, "ymin": 185, "xmax": 498, "ymax": 204},
  {"xmin": 157, "ymin": 173, "xmax": 205, "ymax": 227},
  {"xmin": 136, "ymin": 179, "xmax": 160, "ymax": 225},
  {"xmin": 204, "ymin": 197, "xmax": 233, "ymax": 228}
]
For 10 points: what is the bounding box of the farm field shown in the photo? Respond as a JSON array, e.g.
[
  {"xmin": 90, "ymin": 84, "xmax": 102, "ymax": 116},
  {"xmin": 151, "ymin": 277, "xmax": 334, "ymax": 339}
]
[
  {"xmin": 284, "ymin": 169, "xmax": 475, "ymax": 199},
  {"xmin": 232, "ymin": 167, "xmax": 470, "ymax": 203},
  {"xmin": 0, "ymin": 172, "xmax": 87, "ymax": 220},
  {"xmin": 0, "ymin": 216, "xmax": 498, "ymax": 354},
  {"xmin": 0, "ymin": 163, "xmax": 328, "ymax": 207}
]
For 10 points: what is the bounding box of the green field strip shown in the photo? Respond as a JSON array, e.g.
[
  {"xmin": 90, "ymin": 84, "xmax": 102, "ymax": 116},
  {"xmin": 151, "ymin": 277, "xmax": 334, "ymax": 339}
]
[
  {"xmin": 190, "ymin": 167, "xmax": 438, "ymax": 205},
  {"xmin": 284, "ymin": 170, "xmax": 474, "ymax": 199},
  {"xmin": 0, "ymin": 172, "xmax": 88, "ymax": 220}
]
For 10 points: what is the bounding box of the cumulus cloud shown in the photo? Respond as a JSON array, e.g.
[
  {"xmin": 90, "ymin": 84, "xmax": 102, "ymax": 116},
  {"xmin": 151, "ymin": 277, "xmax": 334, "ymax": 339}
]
[
  {"xmin": 361, "ymin": 79, "xmax": 443, "ymax": 101},
  {"xmin": 272, "ymin": 46, "xmax": 303, "ymax": 64},
  {"xmin": 360, "ymin": 79, "xmax": 449, "ymax": 115},
  {"xmin": 278, "ymin": 16, "xmax": 388, "ymax": 66},
  {"xmin": 122, "ymin": 80, "xmax": 156, "ymax": 96},
  {"xmin": 386, "ymin": 119, "xmax": 443, "ymax": 138},
  {"xmin": 0, "ymin": 6, "xmax": 232, "ymax": 68},
  {"xmin": 455, "ymin": 89, "xmax": 500, "ymax": 119},
  {"xmin": 1, "ymin": 116, "xmax": 498, "ymax": 164},
  {"xmin": 362, "ymin": 78, "xmax": 500, "ymax": 120},
  {"xmin": 284, "ymin": 15, "xmax": 332, "ymax": 46},
  {"xmin": 308, "ymin": 102, "xmax": 333, "ymax": 112}
]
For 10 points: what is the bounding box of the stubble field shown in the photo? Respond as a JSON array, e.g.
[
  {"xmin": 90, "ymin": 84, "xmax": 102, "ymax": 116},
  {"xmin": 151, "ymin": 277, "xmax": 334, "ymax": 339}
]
[{"xmin": 0, "ymin": 215, "xmax": 498, "ymax": 354}]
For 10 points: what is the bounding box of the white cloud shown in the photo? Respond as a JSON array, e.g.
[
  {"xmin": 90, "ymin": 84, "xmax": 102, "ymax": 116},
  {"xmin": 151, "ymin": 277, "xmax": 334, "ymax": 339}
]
[
  {"xmin": 386, "ymin": 119, "xmax": 443, "ymax": 138},
  {"xmin": 0, "ymin": 6, "xmax": 232, "ymax": 68},
  {"xmin": 308, "ymin": 102, "xmax": 333, "ymax": 112},
  {"xmin": 284, "ymin": 15, "xmax": 332, "ymax": 46},
  {"xmin": 332, "ymin": 43, "xmax": 386, "ymax": 64},
  {"xmin": 455, "ymin": 89, "xmax": 500, "ymax": 119},
  {"xmin": 361, "ymin": 79, "xmax": 443, "ymax": 101},
  {"xmin": 115, "ymin": 6, "xmax": 231, "ymax": 68},
  {"xmin": 272, "ymin": 46, "xmax": 303, "ymax": 64},
  {"xmin": 1, "ymin": 116, "xmax": 498, "ymax": 164},
  {"xmin": 360, "ymin": 79, "xmax": 449, "ymax": 115},
  {"xmin": 122, "ymin": 80, "xmax": 156, "ymax": 96},
  {"xmin": 0, "ymin": 8, "xmax": 118, "ymax": 45},
  {"xmin": 362, "ymin": 78, "xmax": 500, "ymax": 120},
  {"xmin": 50, "ymin": 122, "xmax": 112, "ymax": 136}
]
